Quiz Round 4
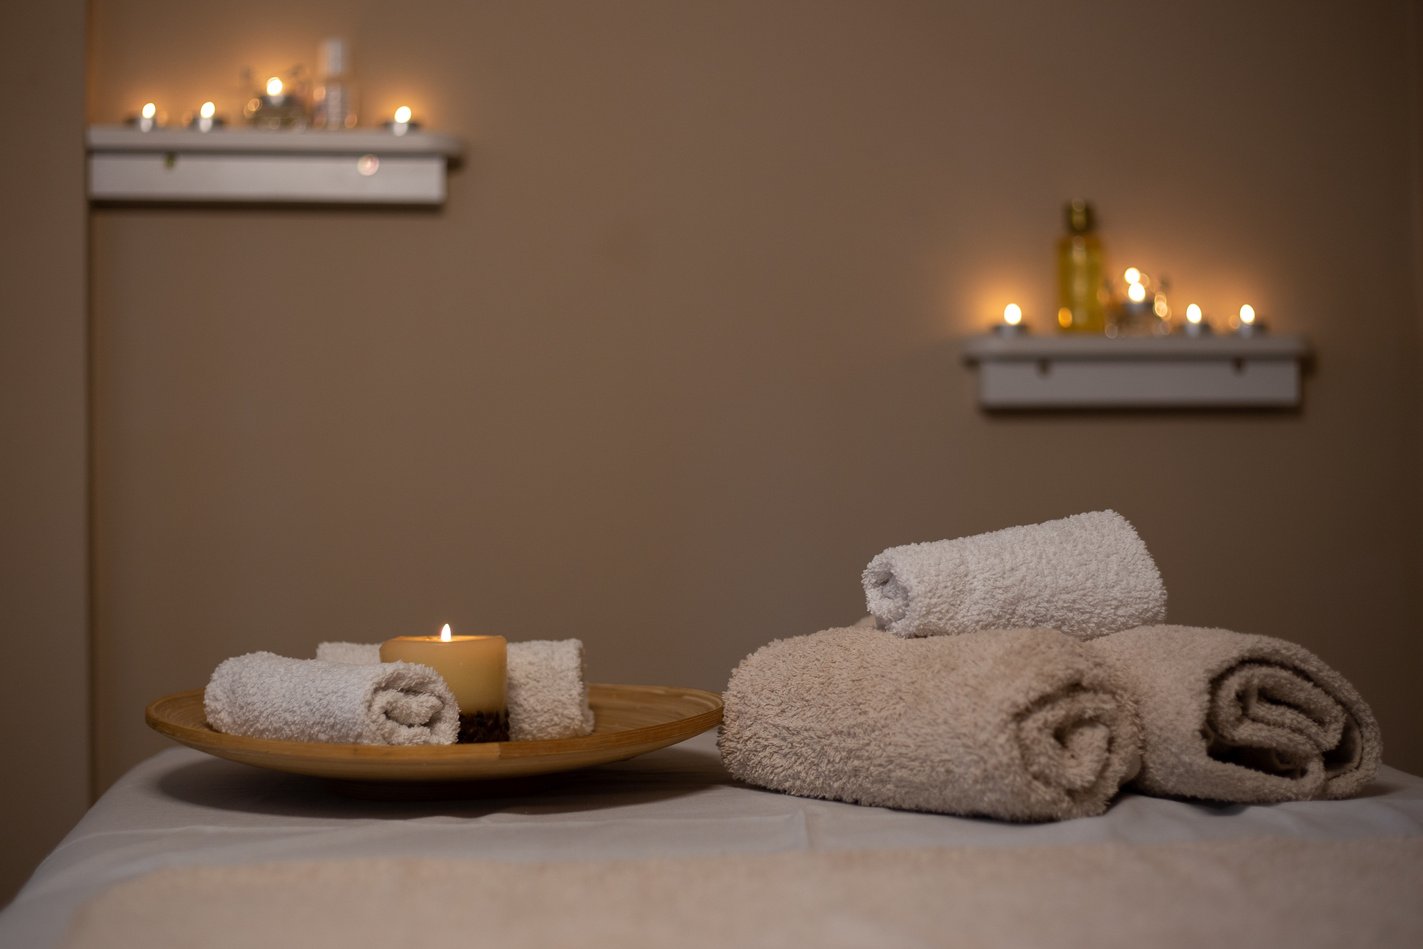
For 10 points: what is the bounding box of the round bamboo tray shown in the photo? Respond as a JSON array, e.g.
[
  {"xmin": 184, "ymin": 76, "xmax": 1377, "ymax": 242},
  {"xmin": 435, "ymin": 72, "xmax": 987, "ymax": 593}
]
[{"xmin": 146, "ymin": 683, "xmax": 723, "ymax": 782}]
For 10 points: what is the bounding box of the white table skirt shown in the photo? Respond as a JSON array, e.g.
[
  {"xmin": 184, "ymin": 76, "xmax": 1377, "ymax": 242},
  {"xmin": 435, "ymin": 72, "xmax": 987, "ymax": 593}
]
[{"xmin": 6, "ymin": 732, "xmax": 1423, "ymax": 948}]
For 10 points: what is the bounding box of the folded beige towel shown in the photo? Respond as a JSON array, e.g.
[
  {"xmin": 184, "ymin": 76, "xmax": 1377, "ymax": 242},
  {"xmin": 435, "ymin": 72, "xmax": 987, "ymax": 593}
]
[
  {"xmin": 314, "ymin": 639, "xmax": 596, "ymax": 741},
  {"xmin": 204, "ymin": 652, "xmax": 459, "ymax": 745},
  {"xmin": 863, "ymin": 510, "xmax": 1166, "ymax": 638},
  {"xmin": 1088, "ymin": 625, "xmax": 1382, "ymax": 802},
  {"xmin": 719, "ymin": 627, "xmax": 1142, "ymax": 820}
]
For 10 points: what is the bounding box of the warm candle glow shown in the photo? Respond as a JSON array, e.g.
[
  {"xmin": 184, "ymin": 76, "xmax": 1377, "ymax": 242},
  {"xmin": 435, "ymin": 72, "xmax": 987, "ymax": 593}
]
[
  {"xmin": 393, "ymin": 105, "xmax": 413, "ymax": 124},
  {"xmin": 199, "ymin": 101, "xmax": 216, "ymax": 119},
  {"xmin": 1003, "ymin": 303, "xmax": 1022, "ymax": 326},
  {"xmin": 440, "ymin": 623, "xmax": 453, "ymax": 642},
  {"xmin": 266, "ymin": 77, "xmax": 284, "ymax": 97},
  {"xmin": 1239, "ymin": 304, "xmax": 1256, "ymax": 325},
  {"xmin": 1186, "ymin": 303, "xmax": 1203, "ymax": 325},
  {"xmin": 1123, "ymin": 267, "xmax": 1141, "ymax": 285},
  {"xmin": 1127, "ymin": 282, "xmax": 1147, "ymax": 303},
  {"xmin": 141, "ymin": 102, "xmax": 157, "ymax": 120}
]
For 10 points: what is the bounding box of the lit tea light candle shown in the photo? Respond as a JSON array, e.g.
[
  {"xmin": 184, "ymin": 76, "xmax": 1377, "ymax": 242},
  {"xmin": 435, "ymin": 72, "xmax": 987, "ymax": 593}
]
[
  {"xmin": 994, "ymin": 302, "xmax": 1027, "ymax": 336},
  {"xmin": 386, "ymin": 104, "xmax": 419, "ymax": 136},
  {"xmin": 1181, "ymin": 302, "xmax": 1212, "ymax": 337},
  {"xmin": 189, "ymin": 100, "xmax": 225, "ymax": 132},
  {"xmin": 380, "ymin": 624, "xmax": 508, "ymax": 742},
  {"xmin": 1234, "ymin": 303, "xmax": 1266, "ymax": 337},
  {"xmin": 1152, "ymin": 292, "xmax": 1170, "ymax": 319},
  {"xmin": 245, "ymin": 76, "xmax": 307, "ymax": 129},
  {"xmin": 129, "ymin": 101, "xmax": 159, "ymax": 132}
]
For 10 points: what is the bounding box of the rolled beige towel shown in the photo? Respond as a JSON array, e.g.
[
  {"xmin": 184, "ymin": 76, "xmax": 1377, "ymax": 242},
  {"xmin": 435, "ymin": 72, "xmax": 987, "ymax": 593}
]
[
  {"xmin": 862, "ymin": 510, "xmax": 1166, "ymax": 639},
  {"xmin": 1087, "ymin": 625, "xmax": 1382, "ymax": 802},
  {"xmin": 720, "ymin": 627, "xmax": 1142, "ymax": 821},
  {"xmin": 205, "ymin": 652, "xmax": 459, "ymax": 745},
  {"xmin": 506, "ymin": 639, "xmax": 595, "ymax": 741}
]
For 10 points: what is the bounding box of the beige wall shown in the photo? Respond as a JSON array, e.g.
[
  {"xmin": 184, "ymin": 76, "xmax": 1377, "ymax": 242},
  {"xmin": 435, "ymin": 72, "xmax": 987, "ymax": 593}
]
[
  {"xmin": 1414, "ymin": 1, "xmax": 1423, "ymax": 632},
  {"xmin": 81, "ymin": 0, "xmax": 1423, "ymax": 799},
  {"xmin": 0, "ymin": 1, "xmax": 90, "ymax": 904}
]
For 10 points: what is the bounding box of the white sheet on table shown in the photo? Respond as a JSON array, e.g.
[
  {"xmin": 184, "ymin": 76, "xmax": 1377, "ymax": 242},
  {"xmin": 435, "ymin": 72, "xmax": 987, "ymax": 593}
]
[{"xmin": 4, "ymin": 731, "xmax": 1423, "ymax": 949}]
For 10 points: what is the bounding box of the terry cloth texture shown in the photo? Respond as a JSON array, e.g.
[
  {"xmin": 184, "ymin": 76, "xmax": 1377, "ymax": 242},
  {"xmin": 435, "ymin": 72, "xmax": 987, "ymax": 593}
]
[
  {"xmin": 315, "ymin": 641, "xmax": 382, "ymax": 664},
  {"xmin": 313, "ymin": 639, "xmax": 596, "ymax": 740},
  {"xmin": 506, "ymin": 639, "xmax": 596, "ymax": 740},
  {"xmin": 1088, "ymin": 625, "xmax": 1382, "ymax": 802},
  {"xmin": 862, "ymin": 509, "xmax": 1166, "ymax": 639},
  {"xmin": 204, "ymin": 652, "xmax": 459, "ymax": 745},
  {"xmin": 719, "ymin": 626, "xmax": 1142, "ymax": 820},
  {"xmin": 63, "ymin": 839, "xmax": 1423, "ymax": 949}
]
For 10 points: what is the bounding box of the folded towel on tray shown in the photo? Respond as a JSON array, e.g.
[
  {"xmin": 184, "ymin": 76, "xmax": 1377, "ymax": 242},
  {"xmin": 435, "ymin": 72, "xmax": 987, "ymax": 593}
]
[
  {"xmin": 205, "ymin": 652, "xmax": 460, "ymax": 745},
  {"xmin": 719, "ymin": 626, "xmax": 1142, "ymax": 820},
  {"xmin": 315, "ymin": 639, "xmax": 596, "ymax": 741},
  {"xmin": 315, "ymin": 641, "xmax": 382, "ymax": 664},
  {"xmin": 1087, "ymin": 625, "xmax": 1381, "ymax": 802},
  {"xmin": 862, "ymin": 510, "xmax": 1166, "ymax": 639}
]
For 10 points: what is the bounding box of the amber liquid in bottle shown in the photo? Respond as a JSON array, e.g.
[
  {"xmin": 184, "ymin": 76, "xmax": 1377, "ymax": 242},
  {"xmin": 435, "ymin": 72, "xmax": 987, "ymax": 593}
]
[{"xmin": 1056, "ymin": 200, "xmax": 1106, "ymax": 333}]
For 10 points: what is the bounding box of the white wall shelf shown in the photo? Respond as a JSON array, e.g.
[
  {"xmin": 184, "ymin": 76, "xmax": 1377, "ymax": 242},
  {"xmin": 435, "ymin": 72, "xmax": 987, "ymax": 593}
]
[
  {"xmin": 86, "ymin": 126, "xmax": 464, "ymax": 205},
  {"xmin": 962, "ymin": 334, "xmax": 1310, "ymax": 409}
]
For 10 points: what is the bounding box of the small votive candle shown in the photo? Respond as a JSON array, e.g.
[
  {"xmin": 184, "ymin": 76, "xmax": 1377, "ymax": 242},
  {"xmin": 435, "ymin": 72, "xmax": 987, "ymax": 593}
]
[
  {"xmin": 189, "ymin": 101, "xmax": 225, "ymax": 132},
  {"xmin": 380, "ymin": 624, "xmax": 508, "ymax": 742},
  {"xmin": 385, "ymin": 105, "xmax": 418, "ymax": 136},
  {"xmin": 1234, "ymin": 304, "xmax": 1266, "ymax": 337},
  {"xmin": 245, "ymin": 77, "xmax": 307, "ymax": 130},
  {"xmin": 129, "ymin": 101, "xmax": 159, "ymax": 132},
  {"xmin": 1180, "ymin": 303, "xmax": 1212, "ymax": 337},
  {"xmin": 994, "ymin": 302, "xmax": 1027, "ymax": 336}
]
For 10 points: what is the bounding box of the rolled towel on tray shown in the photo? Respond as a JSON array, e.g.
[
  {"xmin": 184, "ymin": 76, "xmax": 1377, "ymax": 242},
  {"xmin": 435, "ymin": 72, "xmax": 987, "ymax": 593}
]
[
  {"xmin": 315, "ymin": 638, "xmax": 596, "ymax": 741},
  {"xmin": 204, "ymin": 652, "xmax": 459, "ymax": 745},
  {"xmin": 506, "ymin": 639, "xmax": 596, "ymax": 741},
  {"xmin": 1087, "ymin": 625, "xmax": 1381, "ymax": 802},
  {"xmin": 719, "ymin": 626, "xmax": 1143, "ymax": 821},
  {"xmin": 863, "ymin": 510, "xmax": 1166, "ymax": 639}
]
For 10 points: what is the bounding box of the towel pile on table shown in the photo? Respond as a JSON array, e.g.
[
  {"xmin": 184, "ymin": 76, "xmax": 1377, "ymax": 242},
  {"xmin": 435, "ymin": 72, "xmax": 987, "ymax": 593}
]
[
  {"xmin": 204, "ymin": 639, "xmax": 595, "ymax": 746},
  {"xmin": 719, "ymin": 510, "xmax": 1381, "ymax": 820}
]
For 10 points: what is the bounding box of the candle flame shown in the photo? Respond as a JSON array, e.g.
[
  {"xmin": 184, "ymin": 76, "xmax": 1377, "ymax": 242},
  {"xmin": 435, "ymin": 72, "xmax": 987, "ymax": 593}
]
[
  {"xmin": 141, "ymin": 102, "xmax": 157, "ymax": 120},
  {"xmin": 1123, "ymin": 267, "xmax": 1141, "ymax": 285},
  {"xmin": 1126, "ymin": 282, "xmax": 1147, "ymax": 303},
  {"xmin": 199, "ymin": 101, "xmax": 216, "ymax": 119},
  {"xmin": 1239, "ymin": 304, "xmax": 1256, "ymax": 325},
  {"xmin": 393, "ymin": 105, "xmax": 413, "ymax": 125},
  {"xmin": 1002, "ymin": 303, "xmax": 1022, "ymax": 326},
  {"xmin": 1186, "ymin": 303, "xmax": 1202, "ymax": 325},
  {"xmin": 440, "ymin": 623, "xmax": 452, "ymax": 642},
  {"xmin": 266, "ymin": 77, "xmax": 284, "ymax": 97}
]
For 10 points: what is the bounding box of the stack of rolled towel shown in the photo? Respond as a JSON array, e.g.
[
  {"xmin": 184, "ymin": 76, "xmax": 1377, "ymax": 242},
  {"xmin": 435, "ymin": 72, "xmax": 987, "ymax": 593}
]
[
  {"xmin": 205, "ymin": 639, "xmax": 596, "ymax": 746},
  {"xmin": 719, "ymin": 509, "xmax": 1381, "ymax": 820}
]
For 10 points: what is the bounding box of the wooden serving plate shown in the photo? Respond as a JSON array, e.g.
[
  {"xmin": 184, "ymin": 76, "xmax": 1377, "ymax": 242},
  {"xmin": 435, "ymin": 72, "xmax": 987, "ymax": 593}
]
[{"xmin": 147, "ymin": 683, "xmax": 723, "ymax": 782}]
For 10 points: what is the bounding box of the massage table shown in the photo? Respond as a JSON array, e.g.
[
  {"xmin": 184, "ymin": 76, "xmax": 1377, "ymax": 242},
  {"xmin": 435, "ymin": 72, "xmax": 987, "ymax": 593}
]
[{"xmin": 3, "ymin": 730, "xmax": 1422, "ymax": 946}]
